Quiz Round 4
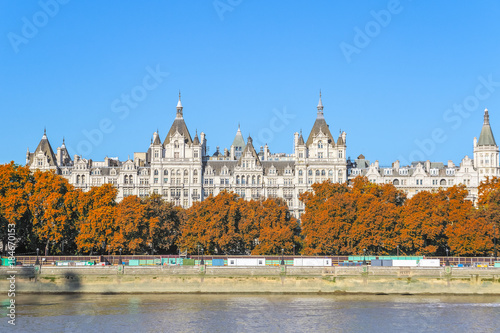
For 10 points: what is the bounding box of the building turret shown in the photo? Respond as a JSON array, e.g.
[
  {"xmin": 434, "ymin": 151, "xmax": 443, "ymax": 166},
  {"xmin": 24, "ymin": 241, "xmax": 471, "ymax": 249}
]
[{"xmin": 474, "ymin": 108, "xmax": 500, "ymax": 178}]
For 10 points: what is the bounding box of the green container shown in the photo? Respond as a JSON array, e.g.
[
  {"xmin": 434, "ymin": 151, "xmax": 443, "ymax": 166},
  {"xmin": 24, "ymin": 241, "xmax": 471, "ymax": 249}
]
[
  {"xmin": 129, "ymin": 260, "xmax": 139, "ymax": 266},
  {"xmin": 494, "ymin": 262, "xmax": 500, "ymax": 267},
  {"xmin": 1, "ymin": 257, "xmax": 16, "ymax": 266},
  {"xmin": 183, "ymin": 259, "xmax": 195, "ymax": 266}
]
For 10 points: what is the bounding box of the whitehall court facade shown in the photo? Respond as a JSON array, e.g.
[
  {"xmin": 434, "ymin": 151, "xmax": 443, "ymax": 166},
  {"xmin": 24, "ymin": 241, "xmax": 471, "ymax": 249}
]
[{"xmin": 26, "ymin": 93, "xmax": 499, "ymax": 218}]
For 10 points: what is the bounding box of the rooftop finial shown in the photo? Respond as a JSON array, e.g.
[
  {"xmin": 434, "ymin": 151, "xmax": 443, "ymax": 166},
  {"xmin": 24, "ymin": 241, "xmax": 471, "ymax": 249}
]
[
  {"xmin": 484, "ymin": 108, "xmax": 490, "ymax": 125},
  {"xmin": 317, "ymin": 90, "xmax": 324, "ymax": 114},
  {"xmin": 44, "ymin": 127, "xmax": 46, "ymax": 136},
  {"xmin": 176, "ymin": 90, "xmax": 183, "ymax": 117}
]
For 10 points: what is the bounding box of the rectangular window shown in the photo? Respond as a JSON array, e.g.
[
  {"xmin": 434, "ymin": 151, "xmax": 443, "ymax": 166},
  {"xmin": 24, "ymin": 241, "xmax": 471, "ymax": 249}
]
[{"xmin": 154, "ymin": 178, "xmax": 158, "ymax": 184}]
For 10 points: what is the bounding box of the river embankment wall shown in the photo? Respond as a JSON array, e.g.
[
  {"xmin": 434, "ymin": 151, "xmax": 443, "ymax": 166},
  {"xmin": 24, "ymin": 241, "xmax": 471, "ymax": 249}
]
[{"xmin": 1, "ymin": 266, "xmax": 500, "ymax": 295}]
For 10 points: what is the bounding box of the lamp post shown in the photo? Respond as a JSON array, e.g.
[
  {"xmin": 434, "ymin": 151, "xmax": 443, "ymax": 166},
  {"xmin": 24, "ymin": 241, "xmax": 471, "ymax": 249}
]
[
  {"xmin": 119, "ymin": 248, "xmax": 122, "ymax": 266},
  {"xmin": 281, "ymin": 248, "xmax": 285, "ymax": 265},
  {"xmin": 201, "ymin": 248, "xmax": 204, "ymax": 265},
  {"xmin": 397, "ymin": 245, "xmax": 399, "ymax": 257},
  {"xmin": 363, "ymin": 248, "xmax": 367, "ymax": 265},
  {"xmin": 35, "ymin": 248, "xmax": 40, "ymax": 266}
]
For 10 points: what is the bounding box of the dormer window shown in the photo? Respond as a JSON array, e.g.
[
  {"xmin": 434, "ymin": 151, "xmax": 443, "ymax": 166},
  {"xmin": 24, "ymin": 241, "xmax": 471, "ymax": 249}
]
[
  {"xmin": 318, "ymin": 141, "xmax": 323, "ymax": 149},
  {"xmin": 174, "ymin": 141, "xmax": 179, "ymax": 148}
]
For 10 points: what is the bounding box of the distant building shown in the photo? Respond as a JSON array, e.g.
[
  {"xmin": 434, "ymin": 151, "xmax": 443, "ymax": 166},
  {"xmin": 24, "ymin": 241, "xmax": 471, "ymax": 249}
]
[
  {"xmin": 26, "ymin": 93, "xmax": 498, "ymax": 217},
  {"xmin": 348, "ymin": 109, "xmax": 499, "ymax": 204}
]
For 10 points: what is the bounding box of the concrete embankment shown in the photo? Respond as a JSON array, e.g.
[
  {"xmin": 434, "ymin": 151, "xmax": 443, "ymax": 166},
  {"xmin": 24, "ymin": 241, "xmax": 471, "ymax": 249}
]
[{"xmin": 1, "ymin": 266, "xmax": 500, "ymax": 295}]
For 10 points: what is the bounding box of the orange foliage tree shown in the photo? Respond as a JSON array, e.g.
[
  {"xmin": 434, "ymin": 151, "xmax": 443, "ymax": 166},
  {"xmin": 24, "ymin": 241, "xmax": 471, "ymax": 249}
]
[
  {"xmin": 178, "ymin": 191, "xmax": 298, "ymax": 255},
  {"xmin": 113, "ymin": 195, "xmax": 148, "ymax": 254},
  {"xmin": 75, "ymin": 184, "xmax": 118, "ymax": 254},
  {"xmin": 144, "ymin": 194, "xmax": 182, "ymax": 254},
  {"xmin": 0, "ymin": 162, "xmax": 33, "ymax": 254},
  {"xmin": 29, "ymin": 171, "xmax": 76, "ymax": 255},
  {"xmin": 301, "ymin": 177, "xmax": 405, "ymax": 255}
]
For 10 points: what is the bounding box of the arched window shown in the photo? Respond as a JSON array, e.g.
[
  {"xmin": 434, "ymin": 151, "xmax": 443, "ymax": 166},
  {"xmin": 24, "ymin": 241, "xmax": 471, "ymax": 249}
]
[
  {"xmin": 129, "ymin": 176, "xmax": 133, "ymax": 183},
  {"xmin": 440, "ymin": 179, "xmax": 446, "ymax": 185},
  {"xmin": 82, "ymin": 175, "xmax": 85, "ymax": 184},
  {"xmin": 393, "ymin": 179, "xmax": 400, "ymax": 185},
  {"xmin": 318, "ymin": 141, "xmax": 323, "ymax": 148},
  {"xmin": 164, "ymin": 170, "xmax": 168, "ymax": 175},
  {"xmin": 308, "ymin": 170, "xmax": 312, "ymax": 176},
  {"xmin": 174, "ymin": 140, "xmax": 179, "ymax": 148},
  {"xmin": 252, "ymin": 176, "xmax": 256, "ymax": 185},
  {"xmin": 236, "ymin": 176, "xmax": 240, "ymax": 184},
  {"xmin": 193, "ymin": 170, "xmax": 198, "ymax": 176},
  {"xmin": 257, "ymin": 176, "xmax": 261, "ymax": 184},
  {"xmin": 329, "ymin": 170, "xmax": 333, "ymax": 176},
  {"xmin": 321, "ymin": 170, "xmax": 326, "ymax": 176},
  {"xmin": 176, "ymin": 170, "xmax": 180, "ymax": 175},
  {"xmin": 154, "ymin": 169, "xmax": 159, "ymax": 176},
  {"xmin": 184, "ymin": 169, "xmax": 188, "ymax": 176},
  {"xmin": 242, "ymin": 177, "xmax": 246, "ymax": 185},
  {"xmin": 315, "ymin": 170, "xmax": 320, "ymax": 176},
  {"xmin": 299, "ymin": 170, "xmax": 303, "ymax": 176},
  {"xmin": 76, "ymin": 175, "xmax": 80, "ymax": 184}
]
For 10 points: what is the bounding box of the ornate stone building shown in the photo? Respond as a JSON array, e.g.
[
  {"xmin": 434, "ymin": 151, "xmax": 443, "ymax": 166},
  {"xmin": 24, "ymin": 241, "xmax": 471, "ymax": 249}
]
[
  {"xmin": 26, "ymin": 93, "xmax": 498, "ymax": 217},
  {"xmin": 348, "ymin": 109, "xmax": 499, "ymax": 204}
]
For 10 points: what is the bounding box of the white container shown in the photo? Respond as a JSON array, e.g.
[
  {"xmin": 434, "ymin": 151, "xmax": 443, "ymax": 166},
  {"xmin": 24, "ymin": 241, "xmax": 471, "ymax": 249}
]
[
  {"xmin": 418, "ymin": 259, "xmax": 440, "ymax": 267},
  {"xmin": 227, "ymin": 258, "xmax": 266, "ymax": 266},
  {"xmin": 392, "ymin": 259, "xmax": 418, "ymax": 267},
  {"xmin": 293, "ymin": 258, "xmax": 332, "ymax": 267}
]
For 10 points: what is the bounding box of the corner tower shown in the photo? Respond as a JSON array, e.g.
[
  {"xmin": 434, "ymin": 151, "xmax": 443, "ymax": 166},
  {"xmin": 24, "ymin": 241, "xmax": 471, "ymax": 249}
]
[{"xmin": 473, "ymin": 108, "xmax": 499, "ymax": 179}]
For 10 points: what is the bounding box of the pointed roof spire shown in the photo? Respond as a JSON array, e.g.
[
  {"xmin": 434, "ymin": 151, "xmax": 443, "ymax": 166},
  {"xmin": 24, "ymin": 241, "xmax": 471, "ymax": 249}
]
[
  {"xmin": 478, "ymin": 108, "xmax": 497, "ymax": 146},
  {"xmin": 176, "ymin": 90, "xmax": 183, "ymax": 118},
  {"xmin": 232, "ymin": 124, "xmax": 245, "ymax": 148},
  {"xmin": 43, "ymin": 127, "xmax": 47, "ymax": 139},
  {"xmin": 317, "ymin": 89, "xmax": 324, "ymax": 115},
  {"xmin": 193, "ymin": 129, "xmax": 200, "ymax": 145}
]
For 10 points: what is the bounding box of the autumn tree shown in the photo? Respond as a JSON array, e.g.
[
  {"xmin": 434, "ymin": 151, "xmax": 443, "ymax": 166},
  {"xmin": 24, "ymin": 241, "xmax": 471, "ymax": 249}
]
[
  {"xmin": 29, "ymin": 170, "xmax": 76, "ymax": 255},
  {"xmin": 113, "ymin": 195, "xmax": 148, "ymax": 254},
  {"xmin": 250, "ymin": 198, "xmax": 299, "ymax": 255},
  {"xmin": 178, "ymin": 191, "xmax": 243, "ymax": 254},
  {"xmin": 0, "ymin": 162, "xmax": 33, "ymax": 254},
  {"xmin": 144, "ymin": 194, "xmax": 182, "ymax": 254},
  {"xmin": 301, "ymin": 177, "xmax": 405, "ymax": 255},
  {"xmin": 75, "ymin": 184, "xmax": 118, "ymax": 254}
]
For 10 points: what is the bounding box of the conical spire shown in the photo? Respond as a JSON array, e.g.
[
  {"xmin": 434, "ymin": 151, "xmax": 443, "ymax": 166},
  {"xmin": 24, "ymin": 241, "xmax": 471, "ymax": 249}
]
[
  {"xmin": 193, "ymin": 129, "xmax": 200, "ymax": 145},
  {"xmin": 317, "ymin": 90, "xmax": 324, "ymax": 117},
  {"xmin": 176, "ymin": 90, "xmax": 183, "ymax": 118},
  {"xmin": 478, "ymin": 108, "xmax": 497, "ymax": 146}
]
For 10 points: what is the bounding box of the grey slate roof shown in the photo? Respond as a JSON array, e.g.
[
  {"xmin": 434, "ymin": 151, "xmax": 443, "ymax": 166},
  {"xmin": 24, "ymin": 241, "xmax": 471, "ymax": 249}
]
[
  {"xmin": 29, "ymin": 132, "xmax": 58, "ymax": 166},
  {"xmin": 206, "ymin": 160, "xmax": 237, "ymax": 175},
  {"xmin": 232, "ymin": 126, "xmax": 245, "ymax": 148},
  {"xmin": 262, "ymin": 161, "xmax": 295, "ymax": 176},
  {"xmin": 237, "ymin": 136, "xmax": 262, "ymax": 167},
  {"xmin": 306, "ymin": 114, "xmax": 335, "ymax": 146},
  {"xmin": 164, "ymin": 117, "xmax": 193, "ymax": 145},
  {"xmin": 478, "ymin": 109, "xmax": 496, "ymax": 146}
]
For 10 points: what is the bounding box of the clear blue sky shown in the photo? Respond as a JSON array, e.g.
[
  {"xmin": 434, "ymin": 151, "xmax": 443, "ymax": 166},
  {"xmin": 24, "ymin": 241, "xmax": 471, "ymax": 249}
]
[{"xmin": 2, "ymin": 1, "xmax": 500, "ymax": 167}]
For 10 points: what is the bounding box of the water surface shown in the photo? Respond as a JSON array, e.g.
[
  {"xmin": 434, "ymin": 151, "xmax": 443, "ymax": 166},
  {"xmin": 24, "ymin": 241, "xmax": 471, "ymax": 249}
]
[{"xmin": 2, "ymin": 294, "xmax": 500, "ymax": 332}]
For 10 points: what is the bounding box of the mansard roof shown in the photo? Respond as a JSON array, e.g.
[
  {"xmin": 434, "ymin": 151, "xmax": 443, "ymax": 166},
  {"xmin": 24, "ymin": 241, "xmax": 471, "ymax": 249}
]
[
  {"xmin": 28, "ymin": 130, "xmax": 58, "ymax": 166},
  {"xmin": 237, "ymin": 136, "xmax": 262, "ymax": 167},
  {"xmin": 478, "ymin": 109, "xmax": 497, "ymax": 146},
  {"xmin": 262, "ymin": 161, "xmax": 295, "ymax": 176},
  {"xmin": 206, "ymin": 160, "xmax": 237, "ymax": 175}
]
